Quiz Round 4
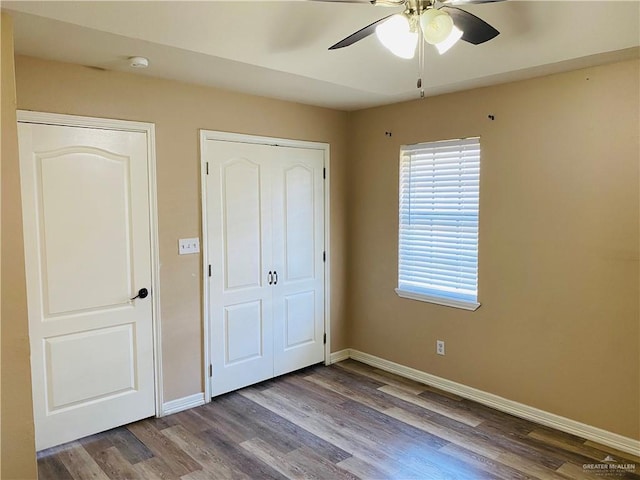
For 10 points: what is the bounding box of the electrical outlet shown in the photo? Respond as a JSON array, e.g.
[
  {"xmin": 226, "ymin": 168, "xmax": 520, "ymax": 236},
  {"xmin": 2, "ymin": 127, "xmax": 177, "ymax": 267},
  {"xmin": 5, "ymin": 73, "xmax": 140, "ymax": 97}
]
[
  {"xmin": 178, "ymin": 237, "xmax": 200, "ymax": 255},
  {"xmin": 436, "ymin": 340, "xmax": 445, "ymax": 356}
]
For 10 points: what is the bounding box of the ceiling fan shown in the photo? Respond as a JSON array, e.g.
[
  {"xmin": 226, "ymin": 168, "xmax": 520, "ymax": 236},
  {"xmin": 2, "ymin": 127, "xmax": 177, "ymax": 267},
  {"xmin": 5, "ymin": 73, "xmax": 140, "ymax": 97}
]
[{"xmin": 316, "ymin": 0, "xmax": 502, "ymax": 58}]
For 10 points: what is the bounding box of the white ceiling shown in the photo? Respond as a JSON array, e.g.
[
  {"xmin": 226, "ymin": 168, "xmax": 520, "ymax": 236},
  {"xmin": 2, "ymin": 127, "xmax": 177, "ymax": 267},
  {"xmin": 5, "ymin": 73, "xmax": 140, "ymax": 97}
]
[{"xmin": 3, "ymin": 1, "xmax": 639, "ymax": 111}]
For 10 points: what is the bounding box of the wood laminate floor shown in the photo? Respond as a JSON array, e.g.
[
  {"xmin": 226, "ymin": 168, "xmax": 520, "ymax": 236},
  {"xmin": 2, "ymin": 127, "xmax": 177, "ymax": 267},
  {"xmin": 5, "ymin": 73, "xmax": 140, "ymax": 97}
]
[{"xmin": 37, "ymin": 360, "xmax": 640, "ymax": 480}]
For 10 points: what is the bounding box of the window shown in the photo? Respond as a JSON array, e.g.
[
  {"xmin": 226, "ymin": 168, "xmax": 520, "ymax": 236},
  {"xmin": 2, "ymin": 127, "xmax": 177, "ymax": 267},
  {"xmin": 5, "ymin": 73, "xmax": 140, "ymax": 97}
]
[{"xmin": 396, "ymin": 137, "xmax": 481, "ymax": 311}]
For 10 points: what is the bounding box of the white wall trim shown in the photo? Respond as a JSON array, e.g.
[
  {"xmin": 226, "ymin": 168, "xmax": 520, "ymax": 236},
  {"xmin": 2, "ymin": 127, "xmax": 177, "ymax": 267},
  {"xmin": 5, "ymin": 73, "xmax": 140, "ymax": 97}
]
[
  {"xmin": 199, "ymin": 130, "xmax": 331, "ymax": 151},
  {"xmin": 323, "ymin": 144, "xmax": 331, "ymax": 367},
  {"xmin": 329, "ymin": 349, "xmax": 350, "ymax": 364},
  {"xmin": 162, "ymin": 393, "xmax": 206, "ymax": 416},
  {"xmin": 343, "ymin": 349, "xmax": 640, "ymax": 457},
  {"xmin": 17, "ymin": 110, "xmax": 165, "ymax": 419},
  {"xmin": 199, "ymin": 131, "xmax": 212, "ymax": 404}
]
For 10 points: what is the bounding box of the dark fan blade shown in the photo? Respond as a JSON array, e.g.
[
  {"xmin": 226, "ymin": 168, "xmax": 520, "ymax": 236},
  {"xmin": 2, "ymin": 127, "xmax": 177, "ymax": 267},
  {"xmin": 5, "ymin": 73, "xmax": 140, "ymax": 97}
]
[
  {"xmin": 329, "ymin": 14, "xmax": 395, "ymax": 49},
  {"xmin": 443, "ymin": 6, "xmax": 499, "ymax": 45},
  {"xmin": 441, "ymin": 0, "xmax": 505, "ymax": 5},
  {"xmin": 310, "ymin": 0, "xmax": 405, "ymax": 4},
  {"xmin": 311, "ymin": 0, "xmax": 375, "ymax": 3}
]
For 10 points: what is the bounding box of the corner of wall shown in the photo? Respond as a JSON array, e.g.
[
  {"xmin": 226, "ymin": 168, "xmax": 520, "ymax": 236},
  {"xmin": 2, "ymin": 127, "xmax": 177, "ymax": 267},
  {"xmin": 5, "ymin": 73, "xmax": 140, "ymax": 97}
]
[{"xmin": 1, "ymin": 11, "xmax": 38, "ymax": 480}]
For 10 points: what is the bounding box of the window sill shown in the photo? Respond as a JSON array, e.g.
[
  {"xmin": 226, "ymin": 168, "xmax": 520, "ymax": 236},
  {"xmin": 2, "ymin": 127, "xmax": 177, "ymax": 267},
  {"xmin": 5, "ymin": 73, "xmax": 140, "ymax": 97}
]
[{"xmin": 395, "ymin": 289, "xmax": 480, "ymax": 311}]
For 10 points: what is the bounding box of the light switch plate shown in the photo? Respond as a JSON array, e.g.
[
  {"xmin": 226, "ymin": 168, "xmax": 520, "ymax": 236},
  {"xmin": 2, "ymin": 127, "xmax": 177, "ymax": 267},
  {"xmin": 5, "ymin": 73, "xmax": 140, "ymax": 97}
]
[{"xmin": 179, "ymin": 237, "xmax": 200, "ymax": 255}]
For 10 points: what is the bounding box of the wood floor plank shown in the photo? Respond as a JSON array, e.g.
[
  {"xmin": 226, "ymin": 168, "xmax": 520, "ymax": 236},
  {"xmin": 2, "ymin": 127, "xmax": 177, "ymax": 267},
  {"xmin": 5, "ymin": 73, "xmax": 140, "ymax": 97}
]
[
  {"xmin": 496, "ymin": 451, "xmax": 575, "ymax": 480},
  {"xmin": 245, "ymin": 384, "xmax": 468, "ymax": 480},
  {"xmin": 383, "ymin": 405, "xmax": 512, "ymax": 460},
  {"xmin": 170, "ymin": 410, "xmax": 215, "ymax": 434},
  {"xmin": 338, "ymin": 399, "xmax": 505, "ymax": 479},
  {"xmin": 478, "ymin": 421, "xmax": 588, "ymax": 470},
  {"xmin": 240, "ymin": 386, "xmax": 422, "ymax": 478},
  {"xmin": 335, "ymin": 359, "xmax": 428, "ymax": 395},
  {"xmin": 438, "ymin": 442, "xmax": 538, "ymax": 480},
  {"xmin": 36, "ymin": 360, "xmax": 640, "ymax": 480},
  {"xmin": 287, "ymin": 446, "xmax": 360, "ymax": 480},
  {"xmin": 79, "ymin": 428, "xmax": 155, "ymax": 468},
  {"xmin": 127, "ymin": 421, "xmax": 202, "ymax": 477},
  {"xmin": 197, "ymin": 422, "xmax": 289, "ymax": 480},
  {"xmin": 56, "ymin": 442, "xmax": 111, "ymax": 480},
  {"xmin": 132, "ymin": 457, "xmax": 181, "ymax": 480},
  {"xmin": 303, "ymin": 370, "xmax": 404, "ymax": 412},
  {"xmin": 240, "ymin": 437, "xmax": 308, "ymax": 479},
  {"xmin": 212, "ymin": 391, "xmax": 351, "ymax": 463},
  {"xmin": 162, "ymin": 424, "xmax": 248, "ymax": 480},
  {"xmin": 336, "ymin": 455, "xmax": 401, "ymax": 480},
  {"xmin": 88, "ymin": 446, "xmax": 142, "ymax": 480},
  {"xmin": 180, "ymin": 469, "xmax": 226, "ymax": 480},
  {"xmin": 37, "ymin": 453, "xmax": 75, "ymax": 480},
  {"xmin": 239, "ymin": 438, "xmax": 360, "ymax": 480},
  {"xmin": 109, "ymin": 428, "xmax": 155, "ymax": 465},
  {"xmin": 379, "ymin": 384, "xmax": 485, "ymax": 427}
]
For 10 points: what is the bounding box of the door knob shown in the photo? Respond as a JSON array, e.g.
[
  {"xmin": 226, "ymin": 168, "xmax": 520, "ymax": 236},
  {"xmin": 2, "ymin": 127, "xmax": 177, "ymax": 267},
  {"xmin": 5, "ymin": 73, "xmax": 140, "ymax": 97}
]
[{"xmin": 130, "ymin": 288, "xmax": 149, "ymax": 301}]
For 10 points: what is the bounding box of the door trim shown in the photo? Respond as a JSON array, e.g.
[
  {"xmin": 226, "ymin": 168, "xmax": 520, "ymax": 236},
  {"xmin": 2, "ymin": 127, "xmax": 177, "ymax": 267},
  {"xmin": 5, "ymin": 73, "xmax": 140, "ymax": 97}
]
[
  {"xmin": 17, "ymin": 110, "xmax": 163, "ymax": 417},
  {"xmin": 199, "ymin": 130, "xmax": 331, "ymax": 402}
]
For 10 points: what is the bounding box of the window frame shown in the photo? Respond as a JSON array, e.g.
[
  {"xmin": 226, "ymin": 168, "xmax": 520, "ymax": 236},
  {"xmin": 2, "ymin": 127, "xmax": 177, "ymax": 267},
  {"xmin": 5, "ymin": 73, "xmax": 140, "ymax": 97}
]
[{"xmin": 395, "ymin": 137, "xmax": 481, "ymax": 311}]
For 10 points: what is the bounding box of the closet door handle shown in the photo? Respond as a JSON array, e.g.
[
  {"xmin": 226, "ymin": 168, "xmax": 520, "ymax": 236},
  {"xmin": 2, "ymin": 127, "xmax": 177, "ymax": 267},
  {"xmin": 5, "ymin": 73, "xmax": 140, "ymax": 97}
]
[
  {"xmin": 273, "ymin": 271, "xmax": 278, "ymax": 285},
  {"xmin": 267, "ymin": 271, "xmax": 273, "ymax": 285}
]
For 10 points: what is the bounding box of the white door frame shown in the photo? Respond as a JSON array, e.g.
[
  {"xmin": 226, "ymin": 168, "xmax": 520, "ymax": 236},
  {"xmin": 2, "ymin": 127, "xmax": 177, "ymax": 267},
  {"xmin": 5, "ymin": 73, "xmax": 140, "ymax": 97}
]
[
  {"xmin": 17, "ymin": 110, "xmax": 164, "ymax": 417},
  {"xmin": 200, "ymin": 130, "xmax": 331, "ymax": 402}
]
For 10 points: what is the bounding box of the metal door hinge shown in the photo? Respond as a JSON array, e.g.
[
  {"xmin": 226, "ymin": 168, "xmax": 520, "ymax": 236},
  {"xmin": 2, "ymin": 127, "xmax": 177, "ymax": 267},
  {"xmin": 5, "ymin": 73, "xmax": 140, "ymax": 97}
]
[
  {"xmin": 323, "ymin": 168, "xmax": 326, "ymax": 179},
  {"xmin": 208, "ymin": 265, "xmax": 212, "ymax": 277},
  {"xmin": 206, "ymin": 162, "xmax": 209, "ymax": 175},
  {"xmin": 209, "ymin": 364, "xmax": 213, "ymax": 377},
  {"xmin": 323, "ymin": 251, "xmax": 326, "ymax": 262},
  {"xmin": 323, "ymin": 333, "xmax": 326, "ymax": 345}
]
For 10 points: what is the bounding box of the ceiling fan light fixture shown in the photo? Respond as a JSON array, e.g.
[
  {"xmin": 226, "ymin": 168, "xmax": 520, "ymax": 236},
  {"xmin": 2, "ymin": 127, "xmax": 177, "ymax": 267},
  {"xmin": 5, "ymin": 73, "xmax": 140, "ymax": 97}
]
[
  {"xmin": 375, "ymin": 14, "xmax": 418, "ymax": 59},
  {"xmin": 436, "ymin": 25, "xmax": 463, "ymax": 54},
  {"xmin": 420, "ymin": 8, "xmax": 454, "ymax": 45}
]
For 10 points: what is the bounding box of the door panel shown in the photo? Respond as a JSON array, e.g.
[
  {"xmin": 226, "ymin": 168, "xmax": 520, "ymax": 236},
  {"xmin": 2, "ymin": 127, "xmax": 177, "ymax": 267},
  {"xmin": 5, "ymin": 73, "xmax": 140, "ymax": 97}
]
[
  {"xmin": 207, "ymin": 142, "xmax": 274, "ymax": 395},
  {"xmin": 19, "ymin": 122, "xmax": 155, "ymax": 450},
  {"xmin": 283, "ymin": 165, "xmax": 315, "ymax": 281},
  {"xmin": 284, "ymin": 291, "xmax": 316, "ymax": 348},
  {"xmin": 38, "ymin": 148, "xmax": 132, "ymax": 315},
  {"xmin": 222, "ymin": 160, "xmax": 263, "ymax": 291},
  {"xmin": 271, "ymin": 147, "xmax": 325, "ymax": 376},
  {"xmin": 45, "ymin": 324, "xmax": 136, "ymax": 410}
]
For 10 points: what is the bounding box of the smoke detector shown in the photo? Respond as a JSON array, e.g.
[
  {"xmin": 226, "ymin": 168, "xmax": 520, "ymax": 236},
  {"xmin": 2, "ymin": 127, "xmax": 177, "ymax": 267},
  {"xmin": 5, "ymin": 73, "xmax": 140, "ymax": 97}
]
[{"xmin": 129, "ymin": 56, "xmax": 149, "ymax": 69}]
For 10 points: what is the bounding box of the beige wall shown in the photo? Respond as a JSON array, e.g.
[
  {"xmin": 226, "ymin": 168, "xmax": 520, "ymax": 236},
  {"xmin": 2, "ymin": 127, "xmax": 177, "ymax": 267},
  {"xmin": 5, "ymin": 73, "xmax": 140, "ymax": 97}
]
[
  {"xmin": 14, "ymin": 55, "xmax": 350, "ymax": 402},
  {"xmin": 347, "ymin": 59, "xmax": 640, "ymax": 440},
  {"xmin": 0, "ymin": 13, "xmax": 38, "ymax": 480}
]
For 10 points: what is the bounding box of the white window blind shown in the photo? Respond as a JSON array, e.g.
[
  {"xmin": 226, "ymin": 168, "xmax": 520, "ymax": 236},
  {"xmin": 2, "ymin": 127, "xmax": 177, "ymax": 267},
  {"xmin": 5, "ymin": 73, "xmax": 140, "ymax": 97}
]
[{"xmin": 396, "ymin": 137, "xmax": 481, "ymax": 310}]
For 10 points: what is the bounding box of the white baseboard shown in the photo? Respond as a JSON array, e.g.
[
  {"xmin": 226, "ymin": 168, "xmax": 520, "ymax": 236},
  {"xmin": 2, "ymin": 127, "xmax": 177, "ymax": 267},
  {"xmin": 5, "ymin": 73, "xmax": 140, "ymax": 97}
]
[
  {"xmin": 341, "ymin": 349, "xmax": 640, "ymax": 457},
  {"xmin": 329, "ymin": 349, "xmax": 350, "ymax": 364},
  {"xmin": 161, "ymin": 393, "xmax": 205, "ymax": 416}
]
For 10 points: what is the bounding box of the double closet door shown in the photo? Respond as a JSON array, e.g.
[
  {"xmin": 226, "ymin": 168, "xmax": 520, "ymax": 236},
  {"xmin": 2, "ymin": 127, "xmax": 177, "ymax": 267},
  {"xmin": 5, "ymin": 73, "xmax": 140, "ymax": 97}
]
[{"xmin": 204, "ymin": 138, "xmax": 325, "ymax": 396}]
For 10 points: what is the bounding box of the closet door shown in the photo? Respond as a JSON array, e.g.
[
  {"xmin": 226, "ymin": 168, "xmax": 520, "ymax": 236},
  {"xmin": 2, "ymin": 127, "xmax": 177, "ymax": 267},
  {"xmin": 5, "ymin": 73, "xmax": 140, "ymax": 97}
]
[
  {"xmin": 271, "ymin": 147, "xmax": 325, "ymax": 376},
  {"xmin": 206, "ymin": 141, "xmax": 275, "ymax": 396}
]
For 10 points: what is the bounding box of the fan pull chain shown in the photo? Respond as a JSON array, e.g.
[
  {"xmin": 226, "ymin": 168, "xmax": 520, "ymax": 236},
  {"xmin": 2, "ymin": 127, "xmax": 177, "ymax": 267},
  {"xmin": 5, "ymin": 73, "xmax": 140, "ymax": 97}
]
[{"xmin": 417, "ymin": 26, "xmax": 425, "ymax": 98}]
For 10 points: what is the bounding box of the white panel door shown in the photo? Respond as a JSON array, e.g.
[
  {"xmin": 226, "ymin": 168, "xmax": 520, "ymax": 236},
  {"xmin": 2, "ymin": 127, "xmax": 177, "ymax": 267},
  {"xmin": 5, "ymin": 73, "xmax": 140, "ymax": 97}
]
[
  {"xmin": 205, "ymin": 137, "xmax": 326, "ymax": 397},
  {"xmin": 206, "ymin": 141, "xmax": 274, "ymax": 396},
  {"xmin": 271, "ymin": 147, "xmax": 325, "ymax": 376},
  {"xmin": 19, "ymin": 122, "xmax": 155, "ymax": 451}
]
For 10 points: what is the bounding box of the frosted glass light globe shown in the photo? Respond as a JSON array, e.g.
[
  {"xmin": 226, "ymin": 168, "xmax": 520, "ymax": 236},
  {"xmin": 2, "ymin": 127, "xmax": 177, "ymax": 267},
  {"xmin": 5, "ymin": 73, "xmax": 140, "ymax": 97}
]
[
  {"xmin": 420, "ymin": 9, "xmax": 454, "ymax": 45},
  {"xmin": 375, "ymin": 14, "xmax": 418, "ymax": 59}
]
